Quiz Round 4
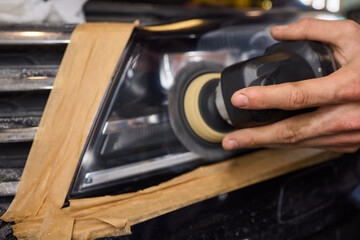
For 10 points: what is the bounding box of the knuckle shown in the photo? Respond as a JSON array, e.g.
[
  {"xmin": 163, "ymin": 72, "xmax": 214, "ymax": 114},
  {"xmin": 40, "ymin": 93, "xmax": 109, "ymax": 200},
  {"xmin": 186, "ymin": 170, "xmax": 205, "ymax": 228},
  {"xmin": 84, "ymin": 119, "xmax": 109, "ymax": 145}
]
[
  {"xmin": 226, "ymin": 130, "xmax": 257, "ymax": 148},
  {"xmin": 343, "ymin": 19, "xmax": 360, "ymax": 34},
  {"xmin": 335, "ymin": 69, "xmax": 360, "ymax": 101},
  {"xmin": 294, "ymin": 18, "xmax": 314, "ymax": 36},
  {"xmin": 276, "ymin": 127, "xmax": 303, "ymax": 144},
  {"xmin": 242, "ymin": 131, "xmax": 257, "ymax": 147},
  {"xmin": 298, "ymin": 18, "xmax": 314, "ymax": 27},
  {"xmin": 287, "ymin": 85, "xmax": 308, "ymax": 109}
]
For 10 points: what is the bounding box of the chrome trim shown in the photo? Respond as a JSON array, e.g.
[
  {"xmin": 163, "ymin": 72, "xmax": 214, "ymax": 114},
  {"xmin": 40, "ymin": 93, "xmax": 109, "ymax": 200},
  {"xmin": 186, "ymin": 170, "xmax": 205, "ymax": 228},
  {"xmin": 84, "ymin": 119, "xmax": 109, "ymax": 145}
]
[
  {"xmin": 82, "ymin": 152, "xmax": 200, "ymax": 189},
  {"xmin": 103, "ymin": 113, "xmax": 169, "ymax": 134},
  {"xmin": 0, "ymin": 114, "xmax": 169, "ymax": 143},
  {"xmin": 0, "ymin": 31, "xmax": 70, "ymax": 45},
  {"xmin": 0, "ymin": 76, "xmax": 54, "ymax": 92},
  {"xmin": 0, "ymin": 111, "xmax": 43, "ymax": 118},
  {"xmin": 0, "ymin": 66, "xmax": 57, "ymax": 92},
  {"xmin": 0, "ymin": 127, "xmax": 37, "ymax": 143},
  {"xmin": 0, "ymin": 181, "xmax": 19, "ymax": 197}
]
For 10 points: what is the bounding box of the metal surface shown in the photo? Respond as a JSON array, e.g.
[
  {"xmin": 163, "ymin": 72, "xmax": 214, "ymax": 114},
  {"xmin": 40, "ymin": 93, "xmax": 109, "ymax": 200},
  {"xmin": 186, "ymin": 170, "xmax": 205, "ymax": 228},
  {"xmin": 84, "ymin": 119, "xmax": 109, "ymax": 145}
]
[
  {"xmin": 0, "ymin": 66, "xmax": 56, "ymax": 92},
  {"xmin": 0, "ymin": 128, "xmax": 37, "ymax": 143},
  {"xmin": 0, "ymin": 26, "xmax": 66, "ymax": 197},
  {"xmin": 0, "ymin": 25, "xmax": 73, "ymax": 45},
  {"xmin": 0, "ymin": 182, "xmax": 18, "ymax": 197},
  {"xmin": 0, "ymin": 31, "xmax": 70, "ymax": 45},
  {"xmin": 0, "ymin": 114, "xmax": 169, "ymax": 145},
  {"xmin": 0, "ymin": 115, "xmax": 41, "ymax": 130},
  {"xmin": 82, "ymin": 152, "xmax": 200, "ymax": 189},
  {"xmin": 0, "ymin": 168, "xmax": 22, "ymax": 181}
]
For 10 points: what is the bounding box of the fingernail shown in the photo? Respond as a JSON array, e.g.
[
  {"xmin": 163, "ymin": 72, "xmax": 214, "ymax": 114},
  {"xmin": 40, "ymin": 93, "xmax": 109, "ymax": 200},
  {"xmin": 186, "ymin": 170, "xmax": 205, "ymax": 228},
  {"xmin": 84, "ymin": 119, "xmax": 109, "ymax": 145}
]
[
  {"xmin": 226, "ymin": 140, "xmax": 239, "ymax": 150},
  {"xmin": 272, "ymin": 25, "xmax": 288, "ymax": 32},
  {"xmin": 232, "ymin": 93, "xmax": 248, "ymax": 107}
]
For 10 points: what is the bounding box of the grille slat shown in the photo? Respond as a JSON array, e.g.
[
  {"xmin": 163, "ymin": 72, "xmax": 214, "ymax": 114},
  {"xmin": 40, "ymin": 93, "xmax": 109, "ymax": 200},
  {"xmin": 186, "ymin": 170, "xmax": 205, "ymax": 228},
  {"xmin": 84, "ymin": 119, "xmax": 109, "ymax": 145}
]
[
  {"xmin": 0, "ymin": 128, "xmax": 37, "ymax": 143},
  {"xmin": 0, "ymin": 26, "xmax": 70, "ymax": 198},
  {"xmin": 0, "ymin": 66, "xmax": 57, "ymax": 92}
]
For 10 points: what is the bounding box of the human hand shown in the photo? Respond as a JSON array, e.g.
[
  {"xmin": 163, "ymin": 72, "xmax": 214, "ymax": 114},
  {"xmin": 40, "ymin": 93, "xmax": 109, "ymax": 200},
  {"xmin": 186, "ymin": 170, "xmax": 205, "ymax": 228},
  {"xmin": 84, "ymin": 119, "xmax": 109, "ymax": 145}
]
[{"xmin": 222, "ymin": 18, "xmax": 360, "ymax": 153}]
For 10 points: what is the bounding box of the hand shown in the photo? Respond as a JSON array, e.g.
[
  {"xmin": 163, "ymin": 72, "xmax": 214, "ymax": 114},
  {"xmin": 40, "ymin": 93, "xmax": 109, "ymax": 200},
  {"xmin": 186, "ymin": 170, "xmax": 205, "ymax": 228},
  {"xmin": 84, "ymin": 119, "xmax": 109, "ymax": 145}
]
[{"xmin": 222, "ymin": 18, "xmax": 360, "ymax": 153}]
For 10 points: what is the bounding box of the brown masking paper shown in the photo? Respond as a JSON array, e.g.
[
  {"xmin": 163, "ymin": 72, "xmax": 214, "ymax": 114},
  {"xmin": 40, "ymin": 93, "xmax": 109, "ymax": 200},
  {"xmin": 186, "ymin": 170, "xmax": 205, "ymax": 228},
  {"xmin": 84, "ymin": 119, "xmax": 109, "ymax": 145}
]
[{"xmin": 1, "ymin": 22, "xmax": 341, "ymax": 240}]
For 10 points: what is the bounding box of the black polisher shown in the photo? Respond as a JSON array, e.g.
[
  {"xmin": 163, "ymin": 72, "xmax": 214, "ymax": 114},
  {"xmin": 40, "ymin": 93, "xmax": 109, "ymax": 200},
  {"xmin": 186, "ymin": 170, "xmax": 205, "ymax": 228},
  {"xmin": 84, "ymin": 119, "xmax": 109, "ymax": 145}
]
[{"xmin": 169, "ymin": 41, "xmax": 338, "ymax": 161}]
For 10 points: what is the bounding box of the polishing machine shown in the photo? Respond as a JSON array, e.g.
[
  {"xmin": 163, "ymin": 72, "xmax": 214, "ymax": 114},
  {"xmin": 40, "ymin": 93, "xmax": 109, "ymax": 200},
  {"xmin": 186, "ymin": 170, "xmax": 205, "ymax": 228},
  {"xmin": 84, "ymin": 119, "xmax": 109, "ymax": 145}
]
[{"xmin": 169, "ymin": 41, "xmax": 338, "ymax": 160}]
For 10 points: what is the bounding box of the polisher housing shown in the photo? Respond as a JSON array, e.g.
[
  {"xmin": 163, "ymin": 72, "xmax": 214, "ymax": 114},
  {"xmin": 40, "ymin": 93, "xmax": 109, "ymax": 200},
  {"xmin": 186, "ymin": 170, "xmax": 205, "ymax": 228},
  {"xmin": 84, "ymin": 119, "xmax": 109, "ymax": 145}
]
[
  {"xmin": 169, "ymin": 41, "xmax": 338, "ymax": 161},
  {"xmin": 218, "ymin": 40, "xmax": 338, "ymax": 129}
]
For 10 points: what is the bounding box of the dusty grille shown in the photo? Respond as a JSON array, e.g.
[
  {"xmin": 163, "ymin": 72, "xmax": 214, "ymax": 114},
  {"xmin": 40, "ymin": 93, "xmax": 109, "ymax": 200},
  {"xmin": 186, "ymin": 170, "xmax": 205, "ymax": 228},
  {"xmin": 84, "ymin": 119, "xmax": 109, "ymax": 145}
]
[{"xmin": 0, "ymin": 25, "xmax": 73, "ymax": 200}]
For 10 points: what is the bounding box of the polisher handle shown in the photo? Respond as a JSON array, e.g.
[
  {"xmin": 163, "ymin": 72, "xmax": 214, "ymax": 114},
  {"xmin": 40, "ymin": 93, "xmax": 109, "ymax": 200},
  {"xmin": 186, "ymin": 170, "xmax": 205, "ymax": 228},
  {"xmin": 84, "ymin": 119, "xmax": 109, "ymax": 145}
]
[{"xmin": 219, "ymin": 41, "xmax": 337, "ymax": 129}]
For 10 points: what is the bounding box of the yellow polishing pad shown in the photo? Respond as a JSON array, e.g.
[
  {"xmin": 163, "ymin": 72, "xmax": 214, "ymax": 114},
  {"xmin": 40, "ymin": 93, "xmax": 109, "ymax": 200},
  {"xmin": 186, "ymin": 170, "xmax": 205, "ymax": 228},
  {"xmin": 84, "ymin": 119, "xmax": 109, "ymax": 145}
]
[{"xmin": 183, "ymin": 73, "xmax": 226, "ymax": 143}]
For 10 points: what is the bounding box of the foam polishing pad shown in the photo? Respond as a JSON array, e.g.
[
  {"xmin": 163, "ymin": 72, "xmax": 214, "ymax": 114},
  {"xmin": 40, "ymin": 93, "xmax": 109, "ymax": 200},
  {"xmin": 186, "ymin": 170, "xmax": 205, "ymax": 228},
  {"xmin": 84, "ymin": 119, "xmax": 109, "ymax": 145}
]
[{"xmin": 168, "ymin": 62, "xmax": 238, "ymax": 161}]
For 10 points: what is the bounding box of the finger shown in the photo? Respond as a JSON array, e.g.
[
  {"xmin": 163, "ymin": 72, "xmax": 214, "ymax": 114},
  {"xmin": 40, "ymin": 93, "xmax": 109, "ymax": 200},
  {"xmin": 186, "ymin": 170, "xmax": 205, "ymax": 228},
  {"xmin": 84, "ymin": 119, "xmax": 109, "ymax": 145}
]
[
  {"xmin": 222, "ymin": 103, "xmax": 360, "ymax": 150},
  {"xmin": 294, "ymin": 131, "xmax": 360, "ymax": 148},
  {"xmin": 222, "ymin": 109, "xmax": 324, "ymax": 150},
  {"xmin": 231, "ymin": 67, "xmax": 360, "ymax": 110},
  {"xmin": 270, "ymin": 18, "xmax": 357, "ymax": 46},
  {"xmin": 265, "ymin": 145, "xmax": 359, "ymax": 154},
  {"xmin": 322, "ymin": 146, "xmax": 360, "ymax": 154},
  {"xmin": 233, "ymin": 138, "xmax": 360, "ymax": 154},
  {"xmin": 264, "ymin": 131, "xmax": 360, "ymax": 149}
]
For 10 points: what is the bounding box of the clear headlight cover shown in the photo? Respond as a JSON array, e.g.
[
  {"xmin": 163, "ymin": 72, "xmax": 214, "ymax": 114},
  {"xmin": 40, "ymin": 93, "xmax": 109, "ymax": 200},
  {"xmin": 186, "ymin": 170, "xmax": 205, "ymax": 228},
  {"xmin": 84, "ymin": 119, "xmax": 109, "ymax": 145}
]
[{"xmin": 69, "ymin": 14, "xmax": 294, "ymax": 198}]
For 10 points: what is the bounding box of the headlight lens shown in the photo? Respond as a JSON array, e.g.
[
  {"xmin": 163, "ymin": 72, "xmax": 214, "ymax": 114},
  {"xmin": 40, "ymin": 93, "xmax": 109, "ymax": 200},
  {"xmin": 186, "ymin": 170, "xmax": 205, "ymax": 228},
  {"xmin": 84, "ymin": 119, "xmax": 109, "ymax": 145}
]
[{"xmin": 70, "ymin": 21, "xmax": 278, "ymax": 198}]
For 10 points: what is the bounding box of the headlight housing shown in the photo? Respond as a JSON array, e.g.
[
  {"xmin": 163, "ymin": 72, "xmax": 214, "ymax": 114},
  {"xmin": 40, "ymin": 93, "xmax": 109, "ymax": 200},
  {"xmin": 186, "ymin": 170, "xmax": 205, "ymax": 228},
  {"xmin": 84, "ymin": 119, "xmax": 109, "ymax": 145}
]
[{"xmin": 69, "ymin": 17, "xmax": 281, "ymax": 198}]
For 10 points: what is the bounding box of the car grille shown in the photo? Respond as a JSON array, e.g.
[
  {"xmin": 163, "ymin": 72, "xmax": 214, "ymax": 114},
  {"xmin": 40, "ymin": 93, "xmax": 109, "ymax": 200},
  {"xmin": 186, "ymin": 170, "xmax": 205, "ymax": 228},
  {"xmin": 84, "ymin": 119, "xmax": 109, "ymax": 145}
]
[{"xmin": 0, "ymin": 25, "xmax": 72, "ymax": 206}]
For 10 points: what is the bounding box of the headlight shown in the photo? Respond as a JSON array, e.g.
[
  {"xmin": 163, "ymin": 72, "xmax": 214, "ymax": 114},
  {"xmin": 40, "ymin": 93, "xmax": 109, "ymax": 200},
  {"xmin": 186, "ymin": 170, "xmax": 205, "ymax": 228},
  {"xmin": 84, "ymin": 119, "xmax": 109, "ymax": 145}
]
[{"xmin": 69, "ymin": 19, "xmax": 278, "ymax": 198}]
